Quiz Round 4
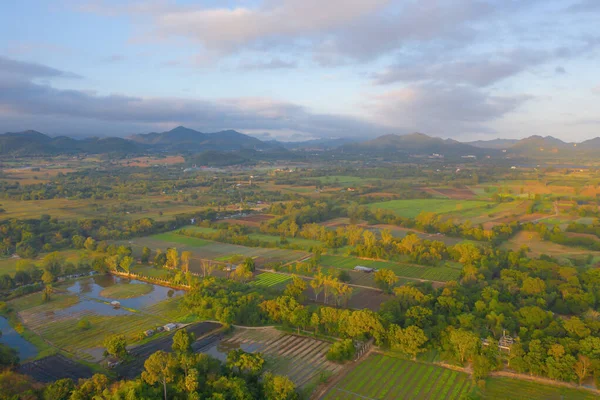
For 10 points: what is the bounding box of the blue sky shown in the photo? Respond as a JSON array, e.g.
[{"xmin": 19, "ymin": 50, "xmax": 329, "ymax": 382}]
[{"xmin": 0, "ymin": 0, "xmax": 598, "ymax": 141}]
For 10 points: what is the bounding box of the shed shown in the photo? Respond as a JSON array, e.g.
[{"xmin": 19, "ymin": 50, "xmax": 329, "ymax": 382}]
[
  {"xmin": 354, "ymin": 266, "xmax": 375, "ymax": 273},
  {"xmin": 164, "ymin": 323, "xmax": 177, "ymax": 332},
  {"xmin": 110, "ymin": 301, "xmax": 121, "ymax": 308}
]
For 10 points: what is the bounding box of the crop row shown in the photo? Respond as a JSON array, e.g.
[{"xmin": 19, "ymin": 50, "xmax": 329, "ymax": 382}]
[
  {"xmin": 250, "ymin": 273, "xmax": 292, "ymax": 288},
  {"xmin": 322, "ymin": 354, "xmax": 472, "ymax": 400}
]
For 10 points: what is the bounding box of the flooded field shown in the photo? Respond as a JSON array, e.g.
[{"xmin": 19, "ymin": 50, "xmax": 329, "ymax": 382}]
[
  {"xmin": 8, "ymin": 274, "xmax": 190, "ymax": 361},
  {"xmin": 0, "ymin": 315, "xmax": 38, "ymax": 360}
]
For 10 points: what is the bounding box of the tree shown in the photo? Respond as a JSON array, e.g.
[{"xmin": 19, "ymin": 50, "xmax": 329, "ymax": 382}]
[
  {"xmin": 72, "ymin": 235, "xmax": 85, "ymax": 249},
  {"xmin": 233, "ymin": 263, "xmax": 253, "ymax": 283},
  {"xmin": 142, "ymin": 351, "xmax": 177, "ymax": 400},
  {"xmin": 243, "ymin": 257, "xmax": 256, "ymax": 272},
  {"xmin": 41, "ymin": 269, "xmax": 55, "ymax": 285},
  {"xmin": 310, "ymin": 273, "xmax": 324, "ymax": 302},
  {"xmin": 119, "ymin": 256, "xmax": 134, "ymax": 275},
  {"xmin": 106, "ymin": 254, "xmax": 120, "ymax": 272},
  {"xmin": 141, "ymin": 246, "xmax": 152, "ymax": 263},
  {"xmin": 389, "ymin": 324, "xmax": 428, "ymax": 360},
  {"xmin": 574, "ymin": 354, "xmax": 592, "ymax": 385},
  {"xmin": 284, "ymin": 275, "xmax": 307, "ymax": 301},
  {"xmin": 154, "ymin": 250, "xmax": 167, "ymax": 268},
  {"xmin": 448, "ymin": 329, "xmax": 479, "ymax": 364},
  {"xmin": 172, "ymin": 328, "xmax": 194, "ymax": 356},
  {"xmin": 181, "ymin": 251, "xmax": 192, "ymax": 273},
  {"xmin": 77, "ymin": 318, "xmax": 91, "ymax": 330},
  {"xmin": 226, "ymin": 349, "xmax": 265, "ymax": 376},
  {"xmin": 263, "ymin": 372, "xmax": 298, "ymax": 400},
  {"xmin": 374, "ymin": 269, "xmax": 398, "ymax": 293},
  {"xmin": 326, "ymin": 339, "xmax": 355, "ymax": 362},
  {"xmin": 83, "ymin": 237, "xmax": 97, "ymax": 251},
  {"xmin": 103, "ymin": 334, "xmax": 127, "ymax": 359},
  {"xmin": 43, "ymin": 378, "xmax": 75, "ymax": 400},
  {"xmin": 166, "ymin": 248, "xmax": 179, "ymax": 269},
  {"xmin": 200, "ymin": 259, "xmax": 215, "ymax": 278}
]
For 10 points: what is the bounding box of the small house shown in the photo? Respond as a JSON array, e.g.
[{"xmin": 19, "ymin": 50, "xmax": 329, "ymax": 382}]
[
  {"xmin": 354, "ymin": 266, "xmax": 375, "ymax": 273},
  {"xmin": 144, "ymin": 329, "xmax": 155, "ymax": 337},
  {"xmin": 107, "ymin": 357, "xmax": 121, "ymax": 369},
  {"xmin": 110, "ymin": 301, "xmax": 121, "ymax": 308},
  {"xmin": 164, "ymin": 323, "xmax": 177, "ymax": 332}
]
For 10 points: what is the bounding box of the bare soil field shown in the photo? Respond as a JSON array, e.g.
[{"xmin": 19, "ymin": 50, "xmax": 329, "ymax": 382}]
[
  {"xmin": 118, "ymin": 155, "xmax": 185, "ymax": 167},
  {"xmin": 221, "ymin": 213, "xmax": 275, "ymax": 227},
  {"xmin": 19, "ymin": 354, "xmax": 94, "ymax": 383},
  {"xmin": 432, "ymin": 187, "xmax": 477, "ymax": 200}
]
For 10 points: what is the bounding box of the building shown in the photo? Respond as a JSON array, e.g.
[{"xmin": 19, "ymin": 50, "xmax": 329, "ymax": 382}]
[
  {"xmin": 164, "ymin": 323, "xmax": 178, "ymax": 332},
  {"xmin": 354, "ymin": 266, "xmax": 375, "ymax": 273},
  {"xmin": 144, "ymin": 329, "xmax": 155, "ymax": 337},
  {"xmin": 110, "ymin": 301, "xmax": 120, "ymax": 308}
]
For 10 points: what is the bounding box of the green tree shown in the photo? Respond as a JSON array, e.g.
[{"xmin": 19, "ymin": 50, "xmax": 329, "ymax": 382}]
[
  {"xmin": 263, "ymin": 372, "xmax": 298, "ymax": 400},
  {"xmin": 181, "ymin": 251, "xmax": 192, "ymax": 273},
  {"xmin": 43, "ymin": 378, "xmax": 74, "ymax": 400},
  {"xmin": 142, "ymin": 351, "xmax": 178, "ymax": 400},
  {"xmin": 103, "ymin": 334, "xmax": 127, "ymax": 359},
  {"xmin": 141, "ymin": 246, "xmax": 152, "ymax": 263},
  {"xmin": 154, "ymin": 250, "xmax": 167, "ymax": 268},
  {"xmin": 448, "ymin": 329, "xmax": 479, "ymax": 364},
  {"xmin": 172, "ymin": 328, "xmax": 194, "ymax": 356},
  {"xmin": 166, "ymin": 248, "xmax": 179, "ymax": 269},
  {"xmin": 227, "ymin": 349, "xmax": 265, "ymax": 376},
  {"xmin": 119, "ymin": 256, "xmax": 134, "ymax": 275},
  {"xmin": 83, "ymin": 237, "xmax": 97, "ymax": 251},
  {"xmin": 374, "ymin": 269, "xmax": 398, "ymax": 293}
]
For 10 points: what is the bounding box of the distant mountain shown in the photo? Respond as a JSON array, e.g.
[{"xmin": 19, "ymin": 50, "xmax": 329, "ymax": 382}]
[
  {"xmin": 0, "ymin": 130, "xmax": 142, "ymax": 155},
  {"xmin": 344, "ymin": 133, "xmax": 492, "ymax": 158},
  {"xmin": 467, "ymin": 138, "xmax": 519, "ymax": 149},
  {"xmin": 129, "ymin": 126, "xmax": 279, "ymax": 152},
  {"xmin": 280, "ymin": 137, "xmax": 361, "ymax": 150},
  {"xmin": 507, "ymin": 135, "xmax": 574, "ymax": 156}
]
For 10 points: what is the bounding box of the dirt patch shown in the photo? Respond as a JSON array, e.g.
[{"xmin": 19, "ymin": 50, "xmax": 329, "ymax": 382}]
[
  {"xmin": 221, "ymin": 214, "xmax": 275, "ymax": 227},
  {"xmin": 19, "ymin": 354, "xmax": 94, "ymax": 383},
  {"xmin": 434, "ymin": 188, "xmax": 477, "ymax": 200},
  {"xmin": 119, "ymin": 156, "xmax": 185, "ymax": 167}
]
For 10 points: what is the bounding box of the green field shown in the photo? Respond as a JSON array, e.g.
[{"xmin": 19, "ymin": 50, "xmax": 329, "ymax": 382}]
[
  {"xmin": 99, "ymin": 283, "xmax": 154, "ymax": 299},
  {"xmin": 149, "ymin": 232, "xmax": 211, "ymax": 247},
  {"xmin": 322, "ymin": 354, "xmax": 473, "ymax": 400},
  {"xmin": 482, "ymin": 377, "xmax": 597, "ymax": 400},
  {"xmin": 250, "ymin": 272, "xmax": 292, "ymax": 288},
  {"xmin": 310, "ymin": 175, "xmax": 373, "ymax": 186},
  {"xmin": 319, "ymin": 255, "xmax": 460, "ymax": 282},
  {"xmin": 368, "ymin": 199, "xmax": 490, "ymax": 218},
  {"xmin": 248, "ymin": 233, "xmax": 322, "ymax": 250}
]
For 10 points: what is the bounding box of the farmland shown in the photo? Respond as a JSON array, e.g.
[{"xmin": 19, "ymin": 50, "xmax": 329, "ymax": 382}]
[
  {"xmin": 482, "ymin": 377, "xmax": 598, "ymax": 400},
  {"xmin": 322, "ymin": 354, "xmax": 473, "ymax": 400},
  {"xmin": 204, "ymin": 327, "xmax": 342, "ymax": 389},
  {"xmin": 10, "ymin": 276, "xmax": 189, "ymax": 361},
  {"xmin": 368, "ymin": 199, "xmax": 491, "ymax": 218},
  {"xmin": 319, "ymin": 254, "xmax": 461, "ymax": 282},
  {"xmin": 250, "ymin": 272, "xmax": 292, "ymax": 288}
]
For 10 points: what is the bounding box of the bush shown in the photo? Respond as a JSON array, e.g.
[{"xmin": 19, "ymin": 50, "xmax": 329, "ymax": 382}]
[
  {"xmin": 77, "ymin": 318, "xmax": 91, "ymax": 330},
  {"xmin": 326, "ymin": 339, "xmax": 355, "ymax": 362}
]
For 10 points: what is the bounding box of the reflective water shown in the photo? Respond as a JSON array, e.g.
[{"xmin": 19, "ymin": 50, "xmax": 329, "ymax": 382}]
[{"xmin": 0, "ymin": 316, "xmax": 38, "ymax": 360}]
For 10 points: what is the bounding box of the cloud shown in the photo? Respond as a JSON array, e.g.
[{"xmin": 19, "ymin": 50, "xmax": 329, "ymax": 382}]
[
  {"xmin": 0, "ymin": 56, "xmax": 81, "ymax": 80},
  {"xmin": 366, "ymin": 83, "xmax": 531, "ymax": 135},
  {"xmin": 239, "ymin": 59, "xmax": 297, "ymax": 70},
  {"xmin": 0, "ymin": 56, "xmax": 388, "ymax": 139},
  {"xmin": 555, "ymin": 66, "xmax": 566, "ymax": 74},
  {"xmin": 593, "ymin": 85, "xmax": 600, "ymax": 94},
  {"xmin": 102, "ymin": 54, "xmax": 126, "ymax": 63},
  {"xmin": 568, "ymin": 0, "xmax": 600, "ymax": 12}
]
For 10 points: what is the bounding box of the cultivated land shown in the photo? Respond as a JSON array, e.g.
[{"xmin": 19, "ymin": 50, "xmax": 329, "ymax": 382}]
[
  {"xmin": 322, "ymin": 354, "xmax": 473, "ymax": 400},
  {"xmin": 368, "ymin": 198, "xmax": 491, "ymax": 218},
  {"xmin": 482, "ymin": 377, "xmax": 598, "ymax": 400},
  {"xmin": 206, "ymin": 327, "xmax": 342, "ymax": 390}
]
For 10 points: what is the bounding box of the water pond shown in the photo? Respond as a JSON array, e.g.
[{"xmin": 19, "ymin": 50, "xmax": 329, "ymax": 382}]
[{"xmin": 0, "ymin": 315, "xmax": 38, "ymax": 360}]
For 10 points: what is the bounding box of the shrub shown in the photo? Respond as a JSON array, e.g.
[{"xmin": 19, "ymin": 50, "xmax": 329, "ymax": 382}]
[{"xmin": 326, "ymin": 339, "xmax": 355, "ymax": 362}]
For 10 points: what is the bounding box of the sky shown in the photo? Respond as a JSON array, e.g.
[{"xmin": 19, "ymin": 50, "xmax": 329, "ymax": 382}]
[{"xmin": 0, "ymin": 0, "xmax": 598, "ymax": 142}]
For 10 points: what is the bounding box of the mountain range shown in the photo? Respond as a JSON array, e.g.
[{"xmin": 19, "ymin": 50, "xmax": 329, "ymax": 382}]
[{"xmin": 2, "ymin": 127, "xmax": 600, "ymax": 160}]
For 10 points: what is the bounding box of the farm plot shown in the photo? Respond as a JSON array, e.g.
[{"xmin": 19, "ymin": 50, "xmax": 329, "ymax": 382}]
[
  {"xmin": 131, "ymin": 234, "xmax": 309, "ymax": 268},
  {"xmin": 18, "ymin": 354, "xmax": 94, "ymax": 383},
  {"xmin": 251, "ymin": 272, "xmax": 292, "ymax": 289},
  {"xmin": 368, "ymin": 199, "xmax": 490, "ymax": 218},
  {"xmin": 319, "ymin": 255, "xmax": 460, "ymax": 282},
  {"xmin": 12, "ymin": 279, "xmax": 190, "ymax": 361},
  {"xmin": 322, "ymin": 354, "xmax": 473, "ymax": 400},
  {"xmin": 205, "ymin": 327, "xmax": 342, "ymax": 389},
  {"xmin": 482, "ymin": 377, "xmax": 597, "ymax": 400}
]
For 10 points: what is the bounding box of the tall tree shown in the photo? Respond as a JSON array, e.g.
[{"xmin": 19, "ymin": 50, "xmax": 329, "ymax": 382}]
[{"xmin": 142, "ymin": 351, "xmax": 177, "ymax": 400}]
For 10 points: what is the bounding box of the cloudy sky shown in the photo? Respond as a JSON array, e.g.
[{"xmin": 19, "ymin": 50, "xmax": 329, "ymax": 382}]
[{"xmin": 0, "ymin": 0, "xmax": 598, "ymax": 141}]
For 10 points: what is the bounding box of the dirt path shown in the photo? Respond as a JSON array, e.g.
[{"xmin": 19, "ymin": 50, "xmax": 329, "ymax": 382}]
[{"xmin": 532, "ymin": 201, "xmax": 559, "ymax": 223}]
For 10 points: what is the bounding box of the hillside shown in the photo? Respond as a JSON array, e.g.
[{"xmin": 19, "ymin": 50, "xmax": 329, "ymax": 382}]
[
  {"xmin": 344, "ymin": 133, "xmax": 492, "ymax": 158},
  {"xmin": 129, "ymin": 126, "xmax": 279, "ymax": 152},
  {"xmin": 467, "ymin": 138, "xmax": 518, "ymax": 149}
]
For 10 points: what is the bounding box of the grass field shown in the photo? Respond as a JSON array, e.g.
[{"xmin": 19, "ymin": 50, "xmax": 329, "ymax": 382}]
[
  {"xmin": 322, "ymin": 354, "xmax": 473, "ymax": 400},
  {"xmin": 482, "ymin": 377, "xmax": 598, "ymax": 400},
  {"xmin": 99, "ymin": 283, "xmax": 154, "ymax": 299},
  {"xmin": 368, "ymin": 199, "xmax": 491, "ymax": 218},
  {"xmin": 501, "ymin": 231, "xmax": 600, "ymax": 262},
  {"xmin": 319, "ymin": 255, "xmax": 461, "ymax": 282},
  {"xmin": 150, "ymin": 232, "xmax": 211, "ymax": 247},
  {"xmin": 250, "ymin": 272, "xmax": 292, "ymax": 289}
]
